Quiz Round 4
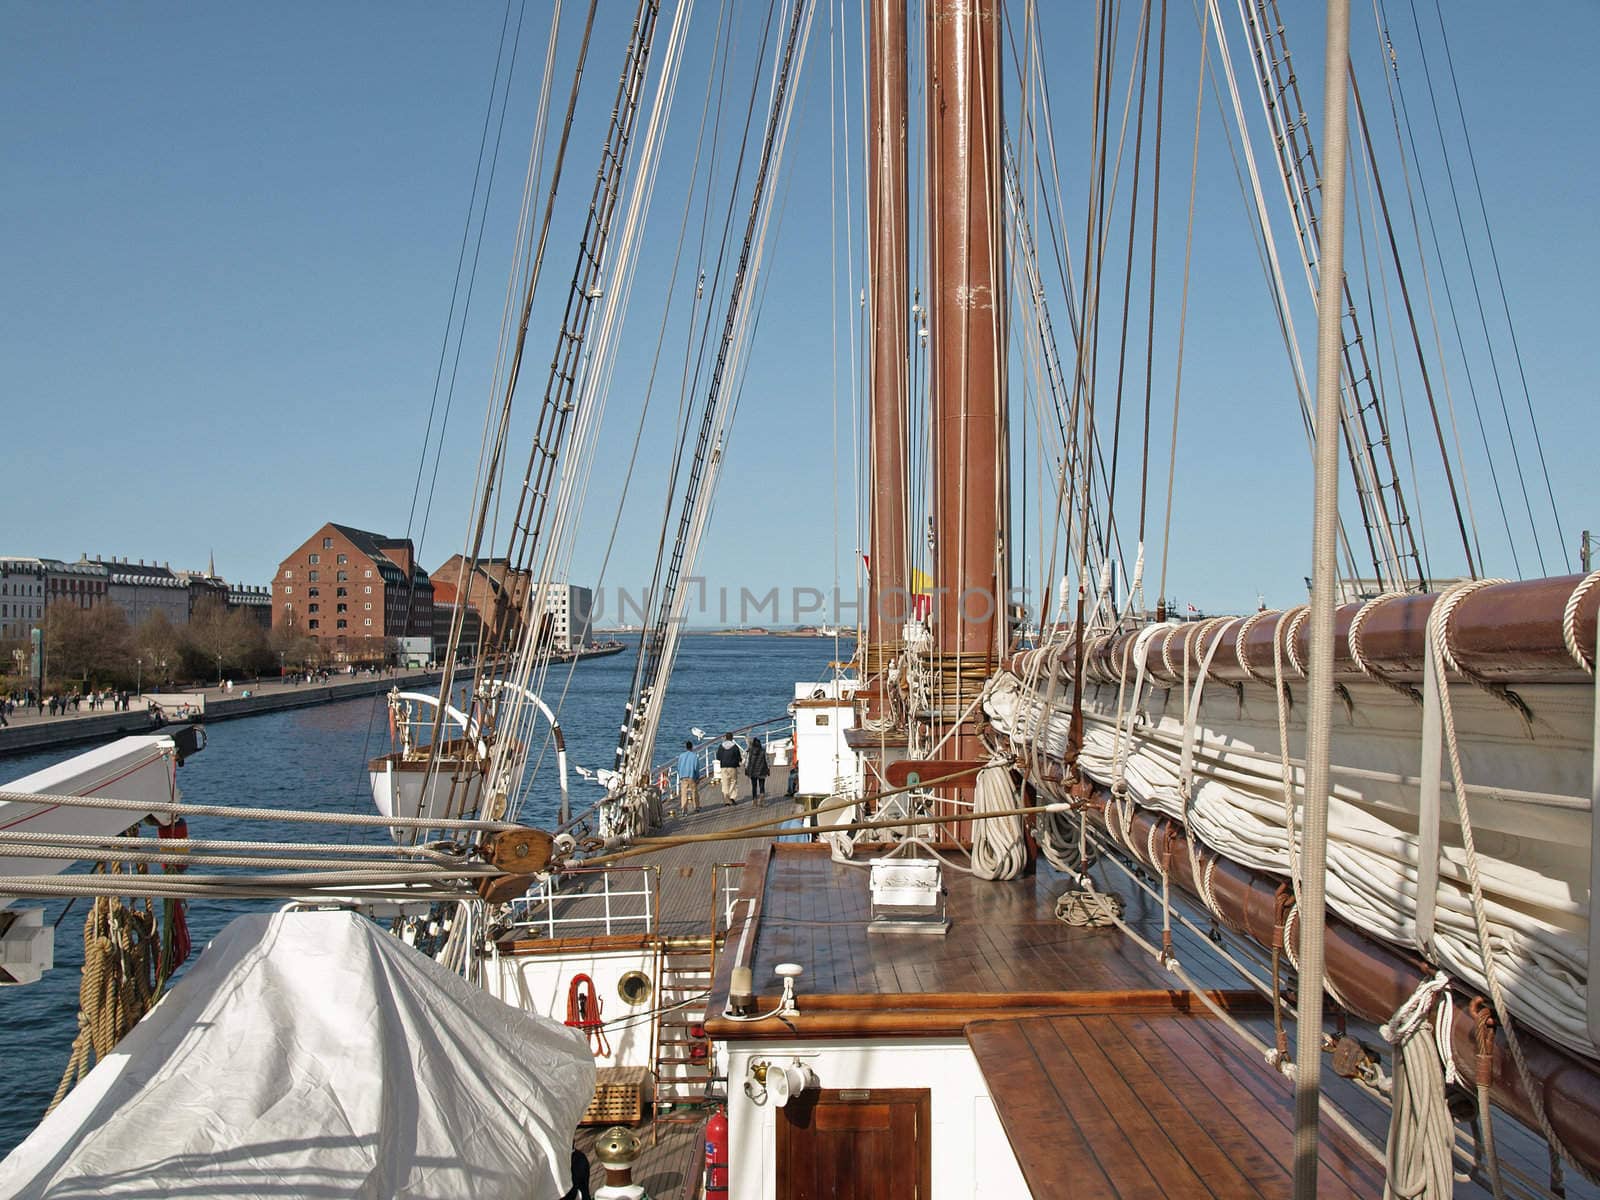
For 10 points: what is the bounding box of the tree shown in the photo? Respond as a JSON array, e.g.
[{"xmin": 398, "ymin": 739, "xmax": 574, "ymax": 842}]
[
  {"xmin": 135, "ymin": 611, "xmax": 183, "ymax": 687},
  {"xmin": 183, "ymin": 598, "xmax": 275, "ymax": 680},
  {"xmin": 184, "ymin": 597, "xmax": 244, "ymax": 682},
  {"xmin": 269, "ymin": 617, "xmax": 320, "ymax": 671},
  {"xmin": 44, "ymin": 600, "xmax": 133, "ymax": 688},
  {"xmin": 230, "ymin": 609, "xmax": 273, "ymax": 675}
]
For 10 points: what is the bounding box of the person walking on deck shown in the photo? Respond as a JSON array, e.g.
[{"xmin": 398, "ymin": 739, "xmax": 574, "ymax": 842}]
[
  {"xmin": 745, "ymin": 736, "xmax": 769, "ymax": 804},
  {"xmin": 714, "ymin": 733, "xmax": 742, "ymax": 806},
  {"xmin": 675, "ymin": 740, "xmax": 702, "ymax": 814}
]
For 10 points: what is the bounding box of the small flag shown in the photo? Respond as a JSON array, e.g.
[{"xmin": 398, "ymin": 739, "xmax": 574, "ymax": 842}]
[{"xmin": 1186, "ymin": 603, "xmax": 1198, "ymax": 614}]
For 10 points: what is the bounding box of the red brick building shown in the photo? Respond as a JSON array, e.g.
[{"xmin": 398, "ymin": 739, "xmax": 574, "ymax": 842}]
[
  {"xmin": 430, "ymin": 554, "xmax": 531, "ymax": 648},
  {"xmin": 273, "ymin": 523, "xmax": 434, "ymax": 663},
  {"xmin": 430, "ymin": 578, "xmax": 484, "ymax": 664}
]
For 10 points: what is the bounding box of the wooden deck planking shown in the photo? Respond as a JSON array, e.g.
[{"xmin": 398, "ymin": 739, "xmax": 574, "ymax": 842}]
[
  {"xmin": 1140, "ymin": 1014, "xmax": 1380, "ymax": 1196},
  {"xmin": 1078, "ymin": 1015, "xmax": 1294, "ymax": 1197},
  {"xmin": 741, "ymin": 843, "xmax": 1248, "ymax": 1001},
  {"xmin": 969, "ymin": 1014, "xmax": 1387, "ymax": 1200}
]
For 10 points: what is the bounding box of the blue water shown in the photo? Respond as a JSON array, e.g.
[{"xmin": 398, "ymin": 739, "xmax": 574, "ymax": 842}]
[{"xmin": 0, "ymin": 634, "xmax": 838, "ymax": 1157}]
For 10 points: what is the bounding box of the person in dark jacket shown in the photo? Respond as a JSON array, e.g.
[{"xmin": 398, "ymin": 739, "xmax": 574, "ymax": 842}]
[
  {"xmin": 714, "ymin": 733, "xmax": 743, "ymax": 805},
  {"xmin": 745, "ymin": 736, "xmax": 770, "ymax": 803}
]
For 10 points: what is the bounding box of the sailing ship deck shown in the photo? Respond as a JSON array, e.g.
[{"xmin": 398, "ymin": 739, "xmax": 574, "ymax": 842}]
[
  {"xmin": 522, "ymin": 771, "xmax": 804, "ymax": 1197},
  {"xmin": 970, "ymin": 1012, "xmax": 1384, "ymax": 1199},
  {"xmin": 526, "ymin": 766, "xmax": 1595, "ymax": 1197}
]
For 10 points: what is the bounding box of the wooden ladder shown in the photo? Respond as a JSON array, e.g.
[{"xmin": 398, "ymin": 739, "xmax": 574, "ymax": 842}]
[{"xmin": 652, "ymin": 939, "xmax": 715, "ymax": 1118}]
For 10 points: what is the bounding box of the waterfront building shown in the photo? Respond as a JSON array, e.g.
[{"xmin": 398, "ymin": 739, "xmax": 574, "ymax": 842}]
[
  {"xmin": 430, "ymin": 580, "xmax": 484, "ymax": 664},
  {"xmin": 89, "ymin": 557, "xmax": 189, "ymax": 627},
  {"xmin": 174, "ymin": 569, "xmax": 229, "ymax": 619},
  {"xmin": 427, "ymin": 555, "xmax": 591, "ymax": 653},
  {"xmin": 226, "ymin": 585, "xmax": 274, "ymax": 629},
  {"xmin": 0, "ymin": 557, "xmax": 47, "ymax": 641},
  {"xmin": 538, "ymin": 583, "xmax": 593, "ymax": 653},
  {"xmin": 44, "ymin": 558, "xmax": 108, "ymax": 612},
  {"xmin": 275, "ymin": 524, "xmax": 434, "ymax": 663},
  {"xmin": 429, "ymin": 555, "xmax": 529, "ymax": 647}
]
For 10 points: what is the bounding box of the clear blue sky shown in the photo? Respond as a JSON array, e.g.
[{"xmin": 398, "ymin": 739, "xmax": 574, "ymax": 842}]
[{"xmin": 3, "ymin": 1, "xmax": 1594, "ymax": 619}]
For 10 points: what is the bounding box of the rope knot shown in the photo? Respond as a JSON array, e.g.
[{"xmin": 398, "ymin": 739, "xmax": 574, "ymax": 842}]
[{"xmin": 1381, "ymin": 971, "xmax": 1458, "ymax": 1086}]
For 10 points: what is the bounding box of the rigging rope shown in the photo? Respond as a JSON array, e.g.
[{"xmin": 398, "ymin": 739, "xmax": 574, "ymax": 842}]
[
  {"xmin": 48, "ymin": 890, "xmax": 160, "ymax": 1114},
  {"xmin": 1380, "ymin": 972, "xmax": 1458, "ymax": 1200}
]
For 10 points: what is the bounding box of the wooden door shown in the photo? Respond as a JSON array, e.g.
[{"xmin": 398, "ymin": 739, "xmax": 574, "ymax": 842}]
[{"xmin": 775, "ymin": 1088, "xmax": 931, "ymax": 1200}]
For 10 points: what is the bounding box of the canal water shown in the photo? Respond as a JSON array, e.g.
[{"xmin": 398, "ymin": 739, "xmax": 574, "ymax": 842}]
[{"xmin": 0, "ymin": 634, "xmax": 840, "ymax": 1157}]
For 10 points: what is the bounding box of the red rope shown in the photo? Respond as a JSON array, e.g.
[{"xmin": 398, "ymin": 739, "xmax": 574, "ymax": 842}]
[{"xmin": 564, "ymin": 974, "xmax": 611, "ymax": 1058}]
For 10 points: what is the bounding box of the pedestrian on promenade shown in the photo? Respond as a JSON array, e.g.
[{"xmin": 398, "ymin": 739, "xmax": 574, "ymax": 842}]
[
  {"xmin": 675, "ymin": 740, "xmax": 702, "ymax": 815},
  {"xmin": 745, "ymin": 736, "xmax": 769, "ymax": 804},
  {"xmin": 714, "ymin": 733, "xmax": 743, "ymax": 806}
]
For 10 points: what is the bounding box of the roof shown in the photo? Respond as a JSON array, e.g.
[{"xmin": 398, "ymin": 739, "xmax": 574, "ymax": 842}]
[
  {"xmin": 97, "ymin": 560, "xmax": 183, "ymax": 587},
  {"xmin": 328, "ymin": 523, "xmax": 398, "ymax": 564},
  {"xmin": 327, "ymin": 524, "xmax": 432, "ymax": 586},
  {"xmin": 430, "ymin": 579, "xmax": 480, "ymax": 610}
]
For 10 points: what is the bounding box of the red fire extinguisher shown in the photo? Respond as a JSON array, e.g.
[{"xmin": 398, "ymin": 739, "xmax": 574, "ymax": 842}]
[{"xmin": 705, "ymin": 1106, "xmax": 729, "ymax": 1199}]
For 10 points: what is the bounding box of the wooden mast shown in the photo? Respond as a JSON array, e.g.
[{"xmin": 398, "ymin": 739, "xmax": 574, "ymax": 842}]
[
  {"xmin": 865, "ymin": 0, "xmax": 911, "ymax": 718},
  {"xmin": 928, "ymin": 0, "xmax": 1004, "ymax": 783}
]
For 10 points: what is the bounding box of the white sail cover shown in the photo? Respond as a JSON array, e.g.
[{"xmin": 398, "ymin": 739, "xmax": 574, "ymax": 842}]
[{"xmin": 0, "ymin": 910, "xmax": 595, "ymax": 1199}]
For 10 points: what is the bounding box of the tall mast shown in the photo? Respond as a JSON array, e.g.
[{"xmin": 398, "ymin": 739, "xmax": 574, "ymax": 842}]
[
  {"xmin": 928, "ymin": 0, "xmax": 1004, "ymax": 767},
  {"xmin": 865, "ymin": 0, "xmax": 911, "ymax": 696}
]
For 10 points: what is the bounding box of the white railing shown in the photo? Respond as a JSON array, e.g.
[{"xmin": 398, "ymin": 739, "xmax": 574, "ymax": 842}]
[
  {"xmin": 503, "ymin": 866, "xmax": 658, "ymax": 939},
  {"xmin": 661, "ymin": 716, "xmax": 798, "ymax": 786},
  {"xmin": 712, "ymin": 863, "xmax": 747, "ymax": 933}
]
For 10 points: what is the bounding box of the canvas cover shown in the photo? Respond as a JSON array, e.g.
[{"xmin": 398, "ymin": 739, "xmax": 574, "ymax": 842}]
[{"xmin": 0, "ymin": 910, "xmax": 595, "ymax": 1199}]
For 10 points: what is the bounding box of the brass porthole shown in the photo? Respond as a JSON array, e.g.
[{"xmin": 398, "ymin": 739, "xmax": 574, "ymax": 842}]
[{"xmin": 618, "ymin": 970, "xmax": 653, "ymax": 1007}]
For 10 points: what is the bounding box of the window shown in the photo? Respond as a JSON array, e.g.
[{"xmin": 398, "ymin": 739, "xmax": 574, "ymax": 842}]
[
  {"xmin": 336, "ymin": 553, "xmax": 348, "ymax": 564},
  {"xmin": 285, "ymin": 585, "xmax": 293, "ymax": 594},
  {"xmin": 336, "ymin": 571, "xmax": 347, "ymax": 582},
  {"xmin": 308, "ymin": 571, "xmax": 319, "ymax": 582},
  {"xmin": 364, "ymin": 569, "xmax": 372, "ymax": 578},
  {"xmin": 285, "ymin": 569, "xmax": 293, "ymax": 579},
  {"xmin": 364, "ymin": 618, "xmax": 372, "ymax": 627},
  {"xmin": 308, "ymin": 619, "xmax": 320, "ymax": 630},
  {"xmin": 308, "ymin": 588, "xmax": 320, "ymax": 598},
  {"xmin": 308, "ymin": 553, "xmax": 320, "ymax": 565},
  {"xmin": 364, "ymin": 585, "xmax": 371, "ymax": 594},
  {"xmin": 322, "ymin": 537, "xmax": 333, "ymax": 549},
  {"xmin": 336, "ymin": 619, "xmax": 348, "ymax": 629},
  {"xmin": 308, "ymin": 604, "xmax": 320, "ymax": 613},
  {"xmin": 336, "ymin": 587, "xmax": 347, "ymax": 597},
  {"xmin": 336, "ymin": 604, "xmax": 347, "ymax": 613},
  {"xmin": 364, "ymin": 602, "xmax": 371, "ymax": 610}
]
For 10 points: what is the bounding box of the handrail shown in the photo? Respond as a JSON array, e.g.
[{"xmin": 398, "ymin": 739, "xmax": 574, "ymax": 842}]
[{"xmin": 503, "ymin": 864, "xmax": 659, "ymax": 939}]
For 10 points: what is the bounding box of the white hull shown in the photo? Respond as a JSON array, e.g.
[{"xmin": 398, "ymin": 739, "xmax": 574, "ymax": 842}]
[{"xmin": 0, "ymin": 735, "xmax": 186, "ymax": 898}]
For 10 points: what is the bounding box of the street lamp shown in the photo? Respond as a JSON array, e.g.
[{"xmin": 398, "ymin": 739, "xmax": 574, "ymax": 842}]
[{"xmin": 136, "ymin": 657, "xmax": 142, "ymax": 696}]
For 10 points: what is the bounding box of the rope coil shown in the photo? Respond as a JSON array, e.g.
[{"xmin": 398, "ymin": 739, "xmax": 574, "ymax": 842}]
[
  {"xmin": 1349, "ymin": 592, "xmax": 1424, "ymax": 705},
  {"xmin": 1561, "ymin": 570, "xmax": 1600, "ymax": 674}
]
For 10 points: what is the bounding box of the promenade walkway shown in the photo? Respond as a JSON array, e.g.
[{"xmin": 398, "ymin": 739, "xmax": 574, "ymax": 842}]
[{"xmin": 0, "ymin": 670, "xmax": 445, "ymax": 759}]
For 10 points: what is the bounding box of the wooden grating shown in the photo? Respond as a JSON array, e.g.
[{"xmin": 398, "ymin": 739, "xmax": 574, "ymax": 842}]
[{"xmin": 580, "ymin": 1065, "xmax": 653, "ymax": 1126}]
